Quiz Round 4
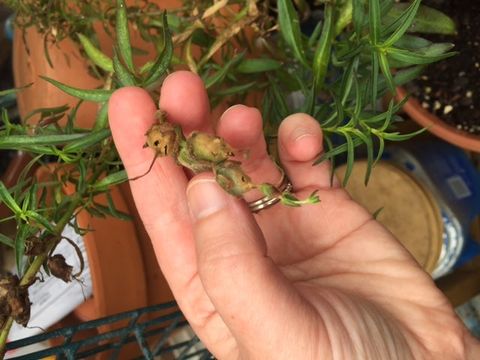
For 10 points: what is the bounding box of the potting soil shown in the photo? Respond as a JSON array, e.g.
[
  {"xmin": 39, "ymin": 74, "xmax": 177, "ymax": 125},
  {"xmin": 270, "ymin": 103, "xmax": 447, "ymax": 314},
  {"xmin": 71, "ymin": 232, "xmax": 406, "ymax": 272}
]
[{"xmin": 406, "ymin": 0, "xmax": 480, "ymax": 135}]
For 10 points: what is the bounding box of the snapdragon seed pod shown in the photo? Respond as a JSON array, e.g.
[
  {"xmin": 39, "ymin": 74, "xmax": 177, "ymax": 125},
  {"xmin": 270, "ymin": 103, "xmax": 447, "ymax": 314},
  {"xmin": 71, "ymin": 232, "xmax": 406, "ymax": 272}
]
[
  {"xmin": 188, "ymin": 132, "xmax": 234, "ymax": 163},
  {"xmin": 47, "ymin": 254, "xmax": 73, "ymax": 283},
  {"xmin": 214, "ymin": 160, "xmax": 255, "ymax": 196},
  {"xmin": 145, "ymin": 123, "xmax": 179, "ymax": 156}
]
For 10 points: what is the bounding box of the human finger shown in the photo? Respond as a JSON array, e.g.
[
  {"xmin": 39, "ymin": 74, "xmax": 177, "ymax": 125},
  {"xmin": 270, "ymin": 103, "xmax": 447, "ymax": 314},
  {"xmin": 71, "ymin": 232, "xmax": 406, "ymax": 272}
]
[
  {"xmin": 159, "ymin": 71, "xmax": 212, "ymax": 134},
  {"xmin": 278, "ymin": 113, "xmax": 340, "ymax": 190},
  {"xmin": 186, "ymin": 173, "xmax": 323, "ymax": 355},
  {"xmin": 216, "ymin": 105, "xmax": 282, "ymax": 201}
]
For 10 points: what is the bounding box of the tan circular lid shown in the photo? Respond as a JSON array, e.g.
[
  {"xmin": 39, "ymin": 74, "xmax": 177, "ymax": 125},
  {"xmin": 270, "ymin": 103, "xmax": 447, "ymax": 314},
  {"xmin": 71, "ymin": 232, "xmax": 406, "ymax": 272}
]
[{"xmin": 337, "ymin": 161, "xmax": 443, "ymax": 273}]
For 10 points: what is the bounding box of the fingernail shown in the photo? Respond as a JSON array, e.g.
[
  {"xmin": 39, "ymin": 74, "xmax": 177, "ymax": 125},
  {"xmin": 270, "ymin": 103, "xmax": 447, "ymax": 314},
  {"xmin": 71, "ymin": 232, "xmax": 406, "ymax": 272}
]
[
  {"xmin": 291, "ymin": 127, "xmax": 315, "ymax": 142},
  {"xmin": 187, "ymin": 179, "xmax": 229, "ymax": 220}
]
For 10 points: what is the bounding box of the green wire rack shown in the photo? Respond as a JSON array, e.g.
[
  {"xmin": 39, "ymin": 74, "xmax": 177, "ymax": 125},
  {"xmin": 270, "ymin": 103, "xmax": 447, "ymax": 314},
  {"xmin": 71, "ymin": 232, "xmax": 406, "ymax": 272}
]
[{"xmin": 5, "ymin": 302, "xmax": 213, "ymax": 359}]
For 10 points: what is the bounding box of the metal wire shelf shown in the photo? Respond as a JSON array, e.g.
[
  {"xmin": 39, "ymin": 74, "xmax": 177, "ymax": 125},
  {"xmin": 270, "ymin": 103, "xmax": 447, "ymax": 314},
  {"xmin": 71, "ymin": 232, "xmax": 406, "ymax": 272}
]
[{"xmin": 5, "ymin": 302, "xmax": 212, "ymax": 359}]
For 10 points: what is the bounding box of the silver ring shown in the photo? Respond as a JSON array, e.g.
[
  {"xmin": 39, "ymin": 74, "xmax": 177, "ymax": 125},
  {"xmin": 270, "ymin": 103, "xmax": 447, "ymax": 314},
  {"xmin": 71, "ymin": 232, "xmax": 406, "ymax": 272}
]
[{"xmin": 248, "ymin": 173, "xmax": 293, "ymax": 213}]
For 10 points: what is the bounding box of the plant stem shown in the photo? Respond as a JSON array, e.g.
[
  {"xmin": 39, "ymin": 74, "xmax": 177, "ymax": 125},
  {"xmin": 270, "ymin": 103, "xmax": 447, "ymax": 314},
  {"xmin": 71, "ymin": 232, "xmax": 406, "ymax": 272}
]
[{"xmin": 0, "ymin": 196, "xmax": 82, "ymax": 357}]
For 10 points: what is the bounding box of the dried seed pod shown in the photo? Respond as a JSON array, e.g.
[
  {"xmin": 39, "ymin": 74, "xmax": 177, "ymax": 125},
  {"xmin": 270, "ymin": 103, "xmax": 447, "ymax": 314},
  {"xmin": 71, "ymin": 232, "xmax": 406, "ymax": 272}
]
[
  {"xmin": 25, "ymin": 235, "xmax": 52, "ymax": 256},
  {"xmin": 145, "ymin": 123, "xmax": 180, "ymax": 157},
  {"xmin": 187, "ymin": 132, "xmax": 234, "ymax": 163},
  {"xmin": 47, "ymin": 254, "xmax": 73, "ymax": 283},
  {"xmin": 214, "ymin": 161, "xmax": 255, "ymax": 196}
]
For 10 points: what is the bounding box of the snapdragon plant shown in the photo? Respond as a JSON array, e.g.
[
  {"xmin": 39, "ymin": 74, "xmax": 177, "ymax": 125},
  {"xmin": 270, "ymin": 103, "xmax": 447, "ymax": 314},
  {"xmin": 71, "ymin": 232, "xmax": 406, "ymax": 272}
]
[{"xmin": 0, "ymin": 0, "xmax": 456, "ymax": 354}]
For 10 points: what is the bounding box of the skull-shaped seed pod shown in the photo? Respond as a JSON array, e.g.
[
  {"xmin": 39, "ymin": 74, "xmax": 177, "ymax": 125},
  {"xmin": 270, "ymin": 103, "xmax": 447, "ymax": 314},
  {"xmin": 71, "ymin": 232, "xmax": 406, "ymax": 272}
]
[
  {"xmin": 188, "ymin": 132, "xmax": 234, "ymax": 163},
  {"xmin": 47, "ymin": 254, "xmax": 73, "ymax": 283},
  {"xmin": 214, "ymin": 161, "xmax": 255, "ymax": 196},
  {"xmin": 145, "ymin": 122, "xmax": 181, "ymax": 157}
]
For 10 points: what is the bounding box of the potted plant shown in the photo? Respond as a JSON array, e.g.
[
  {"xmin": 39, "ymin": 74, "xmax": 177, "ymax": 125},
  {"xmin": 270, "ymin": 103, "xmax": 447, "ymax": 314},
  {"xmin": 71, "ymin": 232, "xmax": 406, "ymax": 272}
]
[
  {"xmin": 0, "ymin": 0, "xmax": 456, "ymax": 355},
  {"xmin": 396, "ymin": 0, "xmax": 480, "ymax": 152}
]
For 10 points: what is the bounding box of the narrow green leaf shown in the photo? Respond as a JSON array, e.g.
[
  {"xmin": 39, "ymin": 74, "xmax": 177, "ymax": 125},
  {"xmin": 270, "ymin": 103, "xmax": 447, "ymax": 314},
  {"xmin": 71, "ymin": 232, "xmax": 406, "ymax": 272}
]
[
  {"xmin": 353, "ymin": 0, "xmax": 365, "ymax": 37},
  {"xmin": 380, "ymin": 99, "xmax": 395, "ymax": 131},
  {"xmin": 41, "ymin": 76, "xmax": 113, "ymax": 102},
  {"xmin": 93, "ymin": 102, "xmax": 109, "ymax": 131},
  {"xmin": 314, "ymin": 136, "xmax": 363, "ymax": 164},
  {"xmin": 371, "ymin": 51, "xmax": 379, "ymax": 107},
  {"xmin": 378, "ymin": 51, "xmax": 396, "ymax": 93},
  {"xmin": 0, "ymin": 182, "xmax": 22, "ymax": 214},
  {"xmin": 116, "ymin": 0, "xmax": 134, "ymax": 72},
  {"xmin": 384, "ymin": 3, "xmax": 456, "ymax": 36},
  {"xmin": 15, "ymin": 225, "xmax": 29, "ymax": 275},
  {"xmin": 113, "ymin": 50, "xmax": 136, "ymax": 86},
  {"xmin": 215, "ymin": 82, "xmax": 257, "ymax": 97},
  {"xmin": 77, "ymin": 33, "xmax": 114, "ymax": 72},
  {"xmin": 308, "ymin": 19, "xmax": 323, "ymax": 48},
  {"xmin": 63, "ymin": 129, "xmax": 111, "ymax": 152},
  {"xmin": 387, "ymin": 46, "xmax": 456, "ymax": 65},
  {"xmin": 369, "ymin": 0, "xmax": 381, "ymax": 45},
  {"xmin": 353, "ymin": 129, "xmax": 374, "ymax": 185},
  {"xmin": 374, "ymin": 136, "xmax": 385, "ymax": 166},
  {"xmin": 143, "ymin": 12, "xmax": 173, "ymax": 89},
  {"xmin": 313, "ymin": 4, "xmax": 334, "ymax": 91},
  {"xmin": 0, "ymin": 83, "xmax": 33, "ymax": 97},
  {"xmin": 0, "ymin": 133, "xmax": 86, "ymax": 149},
  {"xmin": 382, "ymin": 0, "xmax": 421, "ymax": 47},
  {"xmin": 335, "ymin": 0, "xmax": 353, "ymax": 35},
  {"xmin": 340, "ymin": 57, "xmax": 357, "ymax": 104},
  {"xmin": 342, "ymin": 132, "xmax": 355, "ymax": 187},
  {"xmin": 0, "ymin": 233, "xmax": 14, "ymax": 248},
  {"xmin": 380, "ymin": 128, "xmax": 426, "ymax": 141},
  {"xmin": 91, "ymin": 170, "xmax": 128, "ymax": 191},
  {"xmin": 26, "ymin": 211, "xmax": 55, "ymax": 233},
  {"xmin": 278, "ymin": 0, "xmax": 308, "ymax": 67},
  {"xmin": 237, "ymin": 58, "xmax": 282, "ymax": 74},
  {"xmin": 205, "ymin": 52, "xmax": 245, "ymax": 89}
]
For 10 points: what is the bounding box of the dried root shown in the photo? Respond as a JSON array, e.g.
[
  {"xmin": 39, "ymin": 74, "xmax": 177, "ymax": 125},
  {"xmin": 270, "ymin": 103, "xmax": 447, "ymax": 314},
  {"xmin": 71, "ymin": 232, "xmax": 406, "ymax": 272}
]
[{"xmin": 137, "ymin": 110, "xmax": 320, "ymax": 207}]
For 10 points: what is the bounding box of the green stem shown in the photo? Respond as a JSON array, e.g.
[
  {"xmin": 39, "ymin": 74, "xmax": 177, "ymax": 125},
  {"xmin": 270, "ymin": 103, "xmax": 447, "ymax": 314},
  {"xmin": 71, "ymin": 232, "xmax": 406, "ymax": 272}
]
[{"xmin": 0, "ymin": 196, "xmax": 82, "ymax": 356}]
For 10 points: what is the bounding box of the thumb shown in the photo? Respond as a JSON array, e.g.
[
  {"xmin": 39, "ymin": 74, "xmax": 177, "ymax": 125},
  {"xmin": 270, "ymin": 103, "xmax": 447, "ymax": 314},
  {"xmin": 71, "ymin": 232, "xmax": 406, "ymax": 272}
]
[{"xmin": 186, "ymin": 174, "xmax": 308, "ymax": 343}]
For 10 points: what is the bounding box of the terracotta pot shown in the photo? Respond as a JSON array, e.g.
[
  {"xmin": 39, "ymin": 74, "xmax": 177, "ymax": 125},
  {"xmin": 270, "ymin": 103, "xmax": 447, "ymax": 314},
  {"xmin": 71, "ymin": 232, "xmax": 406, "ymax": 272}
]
[
  {"xmin": 12, "ymin": 0, "xmax": 181, "ymax": 129},
  {"xmin": 397, "ymin": 87, "xmax": 480, "ymax": 152}
]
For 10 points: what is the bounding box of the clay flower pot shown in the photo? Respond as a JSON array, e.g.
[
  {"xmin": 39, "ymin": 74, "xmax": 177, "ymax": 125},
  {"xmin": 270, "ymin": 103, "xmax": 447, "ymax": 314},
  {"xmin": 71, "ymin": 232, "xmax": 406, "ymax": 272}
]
[{"xmin": 397, "ymin": 87, "xmax": 480, "ymax": 153}]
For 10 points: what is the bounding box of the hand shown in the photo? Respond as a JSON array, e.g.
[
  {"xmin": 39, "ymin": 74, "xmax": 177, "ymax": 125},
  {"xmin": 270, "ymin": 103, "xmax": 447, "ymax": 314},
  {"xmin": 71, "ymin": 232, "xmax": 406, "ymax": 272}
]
[{"xmin": 109, "ymin": 71, "xmax": 478, "ymax": 359}]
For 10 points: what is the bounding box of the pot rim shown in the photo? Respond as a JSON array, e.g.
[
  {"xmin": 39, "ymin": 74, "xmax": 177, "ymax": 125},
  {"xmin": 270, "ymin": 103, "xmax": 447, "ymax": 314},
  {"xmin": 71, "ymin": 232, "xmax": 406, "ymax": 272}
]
[{"xmin": 397, "ymin": 87, "xmax": 480, "ymax": 152}]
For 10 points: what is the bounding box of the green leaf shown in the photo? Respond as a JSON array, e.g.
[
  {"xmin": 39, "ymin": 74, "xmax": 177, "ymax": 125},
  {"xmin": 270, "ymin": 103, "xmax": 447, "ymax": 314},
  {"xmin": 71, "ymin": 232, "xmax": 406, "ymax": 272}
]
[
  {"xmin": 63, "ymin": 129, "xmax": 111, "ymax": 152},
  {"xmin": 0, "ymin": 133, "xmax": 87, "ymax": 149},
  {"xmin": 15, "ymin": 224, "xmax": 29, "ymax": 275},
  {"xmin": 0, "ymin": 83, "xmax": 33, "ymax": 97},
  {"xmin": 116, "ymin": 0, "xmax": 134, "ymax": 72},
  {"xmin": 369, "ymin": 0, "xmax": 381, "ymax": 45},
  {"xmin": 204, "ymin": 52, "xmax": 245, "ymax": 89},
  {"xmin": 353, "ymin": 128, "xmax": 374, "ymax": 185},
  {"xmin": 313, "ymin": 4, "xmax": 335, "ymax": 91},
  {"xmin": 353, "ymin": 0, "xmax": 366, "ymax": 37},
  {"xmin": 382, "ymin": 0, "xmax": 421, "ymax": 47},
  {"xmin": 380, "ymin": 128, "xmax": 426, "ymax": 141},
  {"xmin": 387, "ymin": 45, "xmax": 456, "ymax": 65},
  {"xmin": 342, "ymin": 131, "xmax": 355, "ymax": 187},
  {"xmin": 314, "ymin": 136, "xmax": 363, "ymax": 164},
  {"xmin": 91, "ymin": 170, "xmax": 128, "ymax": 191},
  {"xmin": 384, "ymin": 3, "xmax": 456, "ymax": 36},
  {"xmin": 0, "ymin": 233, "xmax": 14, "ymax": 248},
  {"xmin": 308, "ymin": 19, "xmax": 323, "ymax": 48},
  {"xmin": 236, "ymin": 58, "xmax": 282, "ymax": 74},
  {"xmin": 378, "ymin": 51, "xmax": 396, "ymax": 93},
  {"xmin": 93, "ymin": 102, "xmax": 109, "ymax": 131},
  {"xmin": 278, "ymin": 0, "xmax": 308, "ymax": 67},
  {"xmin": 0, "ymin": 182, "xmax": 22, "ymax": 215},
  {"xmin": 26, "ymin": 211, "xmax": 55, "ymax": 233},
  {"xmin": 371, "ymin": 51, "xmax": 379, "ymax": 107},
  {"xmin": 113, "ymin": 49, "xmax": 136, "ymax": 86},
  {"xmin": 41, "ymin": 76, "xmax": 113, "ymax": 102},
  {"xmin": 215, "ymin": 81, "xmax": 257, "ymax": 97},
  {"xmin": 143, "ymin": 12, "xmax": 173, "ymax": 89},
  {"xmin": 374, "ymin": 136, "xmax": 385, "ymax": 166},
  {"xmin": 77, "ymin": 34, "xmax": 114, "ymax": 72}
]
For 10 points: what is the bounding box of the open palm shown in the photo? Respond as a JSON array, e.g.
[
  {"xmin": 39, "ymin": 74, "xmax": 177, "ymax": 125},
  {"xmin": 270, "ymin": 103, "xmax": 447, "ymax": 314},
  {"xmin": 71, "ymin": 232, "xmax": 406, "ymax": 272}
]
[{"xmin": 109, "ymin": 71, "xmax": 476, "ymax": 359}]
